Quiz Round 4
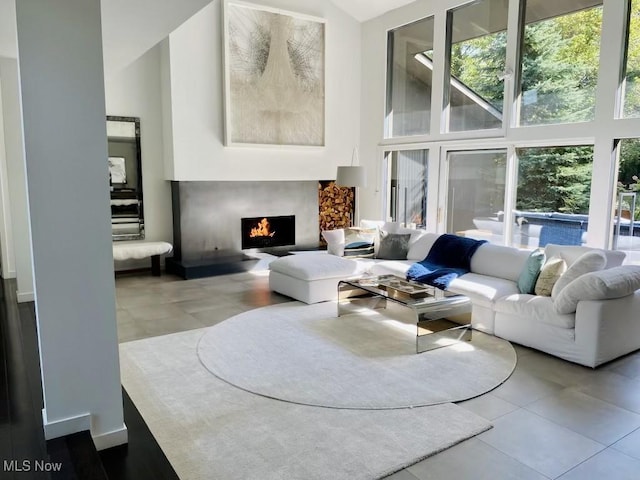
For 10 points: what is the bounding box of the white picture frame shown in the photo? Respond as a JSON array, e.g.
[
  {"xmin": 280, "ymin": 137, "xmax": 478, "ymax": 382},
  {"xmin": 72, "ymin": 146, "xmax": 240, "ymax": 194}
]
[{"xmin": 222, "ymin": 1, "xmax": 326, "ymax": 147}]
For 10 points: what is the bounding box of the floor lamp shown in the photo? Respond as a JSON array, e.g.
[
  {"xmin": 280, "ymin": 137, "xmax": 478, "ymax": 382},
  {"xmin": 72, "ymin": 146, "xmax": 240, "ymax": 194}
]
[{"xmin": 336, "ymin": 149, "xmax": 367, "ymax": 227}]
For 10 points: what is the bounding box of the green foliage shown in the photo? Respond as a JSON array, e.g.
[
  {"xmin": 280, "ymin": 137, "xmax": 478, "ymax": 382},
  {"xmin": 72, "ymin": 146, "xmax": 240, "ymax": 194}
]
[
  {"xmin": 516, "ymin": 147, "xmax": 593, "ymax": 214},
  {"xmin": 520, "ymin": 8, "xmax": 602, "ymax": 125},
  {"xmin": 451, "ymin": 32, "xmax": 507, "ymax": 109},
  {"xmin": 624, "ymin": 3, "xmax": 640, "ymax": 116}
]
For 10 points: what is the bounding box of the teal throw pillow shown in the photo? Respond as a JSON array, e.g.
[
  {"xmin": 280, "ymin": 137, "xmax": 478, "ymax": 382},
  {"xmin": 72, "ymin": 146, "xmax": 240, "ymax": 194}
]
[{"xmin": 517, "ymin": 249, "xmax": 545, "ymax": 294}]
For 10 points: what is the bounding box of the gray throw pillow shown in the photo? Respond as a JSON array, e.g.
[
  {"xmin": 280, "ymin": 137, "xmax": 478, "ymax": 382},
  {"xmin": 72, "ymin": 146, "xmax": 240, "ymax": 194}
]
[{"xmin": 377, "ymin": 231, "xmax": 411, "ymax": 260}]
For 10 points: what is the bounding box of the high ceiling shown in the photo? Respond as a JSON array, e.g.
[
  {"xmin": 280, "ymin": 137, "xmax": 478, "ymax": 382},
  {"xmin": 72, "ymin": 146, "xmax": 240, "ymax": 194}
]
[
  {"xmin": 0, "ymin": 0, "xmax": 416, "ymax": 74},
  {"xmin": 0, "ymin": 0, "xmax": 214, "ymax": 73},
  {"xmin": 328, "ymin": 0, "xmax": 418, "ymax": 22}
]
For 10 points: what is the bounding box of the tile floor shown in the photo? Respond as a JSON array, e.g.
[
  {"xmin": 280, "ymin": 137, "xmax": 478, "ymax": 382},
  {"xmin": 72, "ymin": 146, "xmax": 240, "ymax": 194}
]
[{"xmin": 116, "ymin": 269, "xmax": 640, "ymax": 480}]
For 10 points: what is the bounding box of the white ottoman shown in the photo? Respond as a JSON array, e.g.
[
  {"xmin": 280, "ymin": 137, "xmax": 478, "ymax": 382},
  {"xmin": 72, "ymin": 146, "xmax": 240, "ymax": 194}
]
[{"xmin": 269, "ymin": 253, "xmax": 364, "ymax": 304}]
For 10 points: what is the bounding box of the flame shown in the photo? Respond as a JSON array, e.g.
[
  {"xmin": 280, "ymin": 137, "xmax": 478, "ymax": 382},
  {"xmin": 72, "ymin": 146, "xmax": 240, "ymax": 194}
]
[{"xmin": 250, "ymin": 218, "xmax": 276, "ymax": 238}]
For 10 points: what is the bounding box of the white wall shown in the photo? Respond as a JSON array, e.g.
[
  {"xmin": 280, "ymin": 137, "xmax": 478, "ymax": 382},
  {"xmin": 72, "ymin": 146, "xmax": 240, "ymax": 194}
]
[
  {"xmin": 0, "ymin": 82, "xmax": 15, "ymax": 278},
  {"xmin": 0, "ymin": 0, "xmax": 17, "ymax": 59},
  {"xmin": 163, "ymin": 0, "xmax": 362, "ymax": 181},
  {"xmin": 105, "ymin": 44, "xmax": 173, "ymax": 250},
  {"xmin": 0, "ymin": 57, "xmax": 34, "ymax": 301}
]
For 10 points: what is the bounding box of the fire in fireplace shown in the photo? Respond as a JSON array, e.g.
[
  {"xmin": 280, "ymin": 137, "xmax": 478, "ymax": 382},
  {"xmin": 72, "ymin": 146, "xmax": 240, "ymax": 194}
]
[{"xmin": 241, "ymin": 215, "xmax": 295, "ymax": 249}]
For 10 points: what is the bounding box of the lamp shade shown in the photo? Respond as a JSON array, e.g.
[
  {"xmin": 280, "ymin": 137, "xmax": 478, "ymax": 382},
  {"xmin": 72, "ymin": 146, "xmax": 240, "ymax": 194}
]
[{"xmin": 336, "ymin": 166, "xmax": 366, "ymax": 187}]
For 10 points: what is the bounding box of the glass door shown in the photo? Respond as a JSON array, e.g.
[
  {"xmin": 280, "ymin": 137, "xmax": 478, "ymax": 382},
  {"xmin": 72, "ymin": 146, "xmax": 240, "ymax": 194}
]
[
  {"xmin": 441, "ymin": 148, "xmax": 508, "ymax": 243},
  {"xmin": 612, "ymin": 138, "xmax": 640, "ymax": 264},
  {"xmin": 385, "ymin": 149, "xmax": 433, "ymax": 228}
]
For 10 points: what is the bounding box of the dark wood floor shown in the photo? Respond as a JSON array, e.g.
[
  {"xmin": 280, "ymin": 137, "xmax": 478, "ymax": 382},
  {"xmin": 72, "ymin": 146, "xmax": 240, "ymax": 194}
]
[{"xmin": 0, "ymin": 278, "xmax": 178, "ymax": 480}]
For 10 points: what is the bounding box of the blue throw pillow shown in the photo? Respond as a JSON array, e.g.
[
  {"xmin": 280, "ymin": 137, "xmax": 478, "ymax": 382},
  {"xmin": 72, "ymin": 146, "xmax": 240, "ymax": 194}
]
[{"xmin": 517, "ymin": 249, "xmax": 545, "ymax": 294}]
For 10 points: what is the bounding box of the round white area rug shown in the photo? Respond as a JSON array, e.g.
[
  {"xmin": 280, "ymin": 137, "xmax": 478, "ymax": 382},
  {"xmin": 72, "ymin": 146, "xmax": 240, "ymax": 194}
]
[{"xmin": 197, "ymin": 301, "xmax": 516, "ymax": 409}]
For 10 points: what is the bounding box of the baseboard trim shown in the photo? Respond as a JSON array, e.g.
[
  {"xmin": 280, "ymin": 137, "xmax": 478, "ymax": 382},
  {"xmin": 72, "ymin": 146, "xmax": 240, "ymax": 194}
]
[
  {"xmin": 16, "ymin": 290, "xmax": 34, "ymax": 302},
  {"xmin": 92, "ymin": 424, "xmax": 128, "ymax": 451},
  {"xmin": 42, "ymin": 410, "xmax": 91, "ymax": 440},
  {"xmin": 42, "ymin": 410, "xmax": 128, "ymax": 450},
  {"xmin": 1, "ymin": 268, "xmax": 16, "ymax": 279}
]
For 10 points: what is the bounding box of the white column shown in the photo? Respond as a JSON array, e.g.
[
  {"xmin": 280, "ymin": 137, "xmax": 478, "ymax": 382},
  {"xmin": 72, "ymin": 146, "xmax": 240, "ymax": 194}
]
[
  {"xmin": 0, "ymin": 57, "xmax": 35, "ymax": 301},
  {"xmin": 15, "ymin": 0, "xmax": 126, "ymax": 449},
  {"xmin": 589, "ymin": 0, "xmax": 629, "ymax": 248}
]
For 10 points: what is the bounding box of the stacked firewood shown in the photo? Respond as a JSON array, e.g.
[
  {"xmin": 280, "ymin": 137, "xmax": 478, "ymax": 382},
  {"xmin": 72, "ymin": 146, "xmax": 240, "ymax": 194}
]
[{"xmin": 318, "ymin": 181, "xmax": 354, "ymax": 242}]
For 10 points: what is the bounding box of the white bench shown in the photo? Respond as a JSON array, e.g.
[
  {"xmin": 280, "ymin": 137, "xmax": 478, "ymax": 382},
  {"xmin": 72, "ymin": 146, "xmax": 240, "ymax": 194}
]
[{"xmin": 112, "ymin": 241, "xmax": 173, "ymax": 276}]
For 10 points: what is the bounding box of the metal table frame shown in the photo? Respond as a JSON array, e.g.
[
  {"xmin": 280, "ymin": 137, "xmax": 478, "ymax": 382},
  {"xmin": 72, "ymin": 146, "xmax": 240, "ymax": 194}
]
[{"xmin": 337, "ymin": 276, "xmax": 472, "ymax": 353}]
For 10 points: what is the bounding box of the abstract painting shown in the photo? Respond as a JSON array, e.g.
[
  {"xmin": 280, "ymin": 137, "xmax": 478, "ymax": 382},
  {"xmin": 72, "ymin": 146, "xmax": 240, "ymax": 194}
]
[{"xmin": 223, "ymin": 2, "xmax": 325, "ymax": 146}]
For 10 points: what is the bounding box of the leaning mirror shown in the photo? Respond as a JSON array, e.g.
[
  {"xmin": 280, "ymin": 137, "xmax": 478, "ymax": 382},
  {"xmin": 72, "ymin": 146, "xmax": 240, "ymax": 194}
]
[{"xmin": 107, "ymin": 116, "xmax": 145, "ymax": 240}]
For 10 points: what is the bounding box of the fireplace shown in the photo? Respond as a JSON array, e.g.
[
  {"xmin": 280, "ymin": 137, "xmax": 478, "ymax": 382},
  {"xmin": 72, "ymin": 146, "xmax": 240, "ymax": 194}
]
[{"xmin": 241, "ymin": 215, "xmax": 295, "ymax": 250}]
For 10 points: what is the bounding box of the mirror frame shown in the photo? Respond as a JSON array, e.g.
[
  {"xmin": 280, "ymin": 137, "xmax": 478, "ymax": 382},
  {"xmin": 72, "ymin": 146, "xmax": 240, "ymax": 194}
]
[{"xmin": 107, "ymin": 115, "xmax": 145, "ymax": 240}]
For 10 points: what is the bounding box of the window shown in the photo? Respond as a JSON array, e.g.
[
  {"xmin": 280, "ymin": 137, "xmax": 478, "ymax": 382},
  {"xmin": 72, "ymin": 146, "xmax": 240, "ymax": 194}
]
[
  {"xmin": 513, "ymin": 146, "xmax": 593, "ymax": 248},
  {"xmin": 446, "ymin": 149, "xmax": 507, "ymax": 242},
  {"xmin": 446, "ymin": 0, "xmax": 508, "ymax": 132},
  {"xmin": 613, "ymin": 139, "xmax": 640, "ymax": 256},
  {"xmin": 386, "ymin": 150, "xmax": 429, "ymax": 227},
  {"xmin": 623, "ymin": 0, "xmax": 640, "ymax": 118},
  {"xmin": 519, "ymin": 1, "xmax": 603, "ymax": 126},
  {"xmin": 385, "ymin": 17, "xmax": 435, "ymax": 138}
]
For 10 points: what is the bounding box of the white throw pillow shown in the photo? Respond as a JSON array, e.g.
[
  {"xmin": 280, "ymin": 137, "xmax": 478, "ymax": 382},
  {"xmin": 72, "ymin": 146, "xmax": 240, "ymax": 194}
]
[
  {"xmin": 321, "ymin": 229, "xmax": 345, "ymax": 256},
  {"xmin": 551, "ymin": 251, "xmax": 607, "ymax": 299},
  {"xmin": 534, "ymin": 256, "xmax": 567, "ymax": 296},
  {"xmin": 554, "ymin": 265, "xmax": 640, "ymax": 314}
]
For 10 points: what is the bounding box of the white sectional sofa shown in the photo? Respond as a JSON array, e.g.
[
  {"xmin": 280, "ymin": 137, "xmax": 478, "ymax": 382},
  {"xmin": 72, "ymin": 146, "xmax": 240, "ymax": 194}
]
[{"xmin": 269, "ymin": 229, "xmax": 640, "ymax": 367}]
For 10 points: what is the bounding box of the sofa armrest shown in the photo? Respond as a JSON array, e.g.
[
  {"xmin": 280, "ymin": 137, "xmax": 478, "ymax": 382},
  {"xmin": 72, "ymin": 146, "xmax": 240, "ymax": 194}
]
[{"xmin": 574, "ymin": 291, "xmax": 640, "ymax": 367}]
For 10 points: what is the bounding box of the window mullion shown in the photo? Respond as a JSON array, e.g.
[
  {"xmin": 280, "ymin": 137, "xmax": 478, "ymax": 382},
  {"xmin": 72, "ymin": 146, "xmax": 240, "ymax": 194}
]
[
  {"xmin": 594, "ymin": 0, "xmax": 628, "ymax": 122},
  {"xmin": 504, "ymin": 0, "xmax": 524, "ymax": 132},
  {"xmin": 430, "ymin": 9, "xmax": 449, "ymax": 137}
]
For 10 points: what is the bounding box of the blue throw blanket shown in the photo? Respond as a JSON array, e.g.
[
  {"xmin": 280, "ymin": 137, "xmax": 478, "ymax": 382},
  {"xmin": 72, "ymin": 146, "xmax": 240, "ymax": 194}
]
[{"xmin": 406, "ymin": 234, "xmax": 487, "ymax": 289}]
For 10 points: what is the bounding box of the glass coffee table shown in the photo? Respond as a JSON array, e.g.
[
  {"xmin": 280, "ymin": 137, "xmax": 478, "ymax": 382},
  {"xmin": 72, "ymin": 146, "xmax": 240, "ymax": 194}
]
[{"xmin": 337, "ymin": 274, "xmax": 472, "ymax": 353}]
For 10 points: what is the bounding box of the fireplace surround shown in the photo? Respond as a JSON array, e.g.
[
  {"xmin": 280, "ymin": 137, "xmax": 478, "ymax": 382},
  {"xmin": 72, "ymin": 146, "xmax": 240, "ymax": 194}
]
[{"xmin": 167, "ymin": 181, "xmax": 319, "ymax": 278}]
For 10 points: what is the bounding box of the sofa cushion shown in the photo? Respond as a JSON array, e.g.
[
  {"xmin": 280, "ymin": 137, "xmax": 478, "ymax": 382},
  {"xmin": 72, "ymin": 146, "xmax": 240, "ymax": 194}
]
[
  {"xmin": 535, "ymin": 256, "xmax": 567, "ymax": 296},
  {"xmin": 321, "ymin": 229, "xmax": 345, "ymax": 256},
  {"xmin": 406, "ymin": 232, "xmax": 439, "ymax": 260},
  {"xmin": 470, "ymin": 243, "xmax": 530, "ymax": 282},
  {"xmin": 551, "ymin": 250, "xmax": 607, "ymax": 299},
  {"xmin": 544, "ymin": 244, "xmax": 625, "ymax": 269},
  {"xmin": 495, "ymin": 294, "xmax": 576, "ymax": 329},
  {"xmin": 553, "ymin": 265, "xmax": 640, "ymax": 314},
  {"xmin": 448, "ymin": 273, "xmax": 520, "ymax": 308},
  {"xmin": 377, "ymin": 231, "xmax": 412, "ymax": 260},
  {"xmin": 368, "ymin": 259, "xmax": 414, "ymax": 277},
  {"xmin": 517, "ymin": 249, "xmax": 544, "ymax": 294}
]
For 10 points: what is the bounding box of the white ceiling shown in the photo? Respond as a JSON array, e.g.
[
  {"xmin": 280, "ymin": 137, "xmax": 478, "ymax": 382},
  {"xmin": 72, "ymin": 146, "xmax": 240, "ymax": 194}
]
[
  {"xmin": 0, "ymin": 0, "xmax": 213, "ymax": 73},
  {"xmin": 328, "ymin": 0, "xmax": 418, "ymax": 22},
  {"xmin": 0, "ymin": 0, "xmax": 416, "ymax": 74}
]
